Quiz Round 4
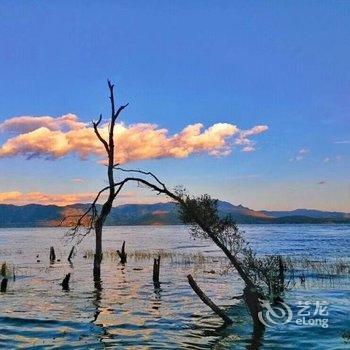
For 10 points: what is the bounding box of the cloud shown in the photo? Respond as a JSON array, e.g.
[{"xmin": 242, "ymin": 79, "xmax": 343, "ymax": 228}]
[
  {"xmin": 0, "ymin": 191, "xmax": 97, "ymax": 206},
  {"xmin": 0, "ymin": 114, "xmax": 85, "ymax": 133},
  {"xmin": 0, "ymin": 190, "xmax": 141, "ymax": 206},
  {"xmin": 289, "ymin": 148, "xmax": 310, "ymax": 162},
  {"xmin": 0, "ymin": 115, "xmax": 268, "ymax": 163},
  {"xmin": 334, "ymin": 140, "xmax": 350, "ymax": 144},
  {"xmin": 0, "ymin": 190, "xmax": 167, "ymax": 206},
  {"xmin": 234, "ymin": 125, "xmax": 268, "ymax": 152},
  {"xmin": 72, "ymin": 178, "xmax": 85, "ymax": 184},
  {"xmin": 323, "ymin": 155, "xmax": 342, "ymax": 163}
]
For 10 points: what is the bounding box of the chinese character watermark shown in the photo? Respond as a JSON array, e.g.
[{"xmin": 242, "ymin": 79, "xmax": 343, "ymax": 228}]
[{"xmin": 258, "ymin": 299, "xmax": 329, "ymax": 328}]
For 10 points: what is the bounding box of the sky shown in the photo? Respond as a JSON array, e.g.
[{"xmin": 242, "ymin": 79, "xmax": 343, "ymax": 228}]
[{"xmin": 0, "ymin": 1, "xmax": 349, "ymax": 211}]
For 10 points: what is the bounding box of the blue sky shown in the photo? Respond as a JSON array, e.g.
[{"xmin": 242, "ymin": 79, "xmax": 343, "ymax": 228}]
[{"xmin": 0, "ymin": 1, "xmax": 349, "ymax": 211}]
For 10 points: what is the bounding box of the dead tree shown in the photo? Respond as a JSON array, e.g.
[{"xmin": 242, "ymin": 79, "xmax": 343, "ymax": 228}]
[
  {"xmin": 92, "ymin": 81, "xmax": 128, "ymax": 281},
  {"xmin": 188, "ymin": 274, "xmax": 233, "ymax": 324},
  {"xmin": 117, "ymin": 241, "xmax": 127, "ymax": 264},
  {"xmin": 67, "ymin": 81, "xmax": 128, "ymax": 283}
]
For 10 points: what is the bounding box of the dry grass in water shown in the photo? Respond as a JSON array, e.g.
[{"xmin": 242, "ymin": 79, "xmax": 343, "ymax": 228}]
[
  {"xmin": 83, "ymin": 248, "xmax": 227, "ymax": 267},
  {"xmin": 1, "ymin": 261, "xmax": 16, "ymax": 278},
  {"xmin": 285, "ymin": 256, "xmax": 350, "ymax": 279}
]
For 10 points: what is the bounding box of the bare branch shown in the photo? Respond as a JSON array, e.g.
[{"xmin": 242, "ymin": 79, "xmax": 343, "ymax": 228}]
[
  {"xmin": 107, "ymin": 80, "xmax": 115, "ymax": 118},
  {"xmin": 68, "ymin": 175, "xmax": 179, "ymax": 241},
  {"xmin": 114, "ymin": 167, "xmax": 166, "ymax": 189},
  {"xmin": 114, "ymin": 103, "xmax": 129, "ymax": 121},
  {"xmin": 92, "ymin": 114, "xmax": 109, "ymax": 154},
  {"xmin": 64, "ymin": 182, "xmax": 121, "ymax": 242}
]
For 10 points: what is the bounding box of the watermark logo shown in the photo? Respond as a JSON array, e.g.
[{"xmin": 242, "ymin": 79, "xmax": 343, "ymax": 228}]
[
  {"xmin": 258, "ymin": 299, "xmax": 293, "ymax": 327},
  {"xmin": 258, "ymin": 299, "xmax": 329, "ymax": 328}
]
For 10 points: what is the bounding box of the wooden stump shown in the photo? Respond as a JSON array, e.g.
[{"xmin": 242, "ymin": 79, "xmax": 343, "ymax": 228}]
[
  {"xmin": 1, "ymin": 278, "xmax": 8, "ymax": 293},
  {"xmin": 187, "ymin": 274, "xmax": 233, "ymax": 325},
  {"xmin": 50, "ymin": 247, "xmax": 56, "ymax": 262},
  {"xmin": 117, "ymin": 241, "xmax": 127, "ymax": 264},
  {"xmin": 153, "ymin": 255, "xmax": 161, "ymax": 287},
  {"xmin": 61, "ymin": 273, "xmax": 71, "ymax": 291}
]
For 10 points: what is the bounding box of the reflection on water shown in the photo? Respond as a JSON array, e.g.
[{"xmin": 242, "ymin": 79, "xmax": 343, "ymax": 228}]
[{"xmin": 0, "ymin": 224, "xmax": 349, "ymax": 349}]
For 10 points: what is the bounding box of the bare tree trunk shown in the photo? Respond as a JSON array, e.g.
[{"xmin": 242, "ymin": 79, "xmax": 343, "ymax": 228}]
[
  {"xmin": 188, "ymin": 274, "xmax": 233, "ymax": 325},
  {"xmin": 94, "ymin": 224, "xmax": 103, "ymax": 281},
  {"xmin": 243, "ymin": 286, "xmax": 265, "ymax": 350},
  {"xmin": 68, "ymin": 246, "xmax": 75, "ymax": 262},
  {"xmin": 90, "ymin": 81, "xmax": 129, "ymax": 285},
  {"xmin": 153, "ymin": 255, "xmax": 161, "ymax": 287},
  {"xmin": 210, "ymin": 234, "xmax": 255, "ymax": 289}
]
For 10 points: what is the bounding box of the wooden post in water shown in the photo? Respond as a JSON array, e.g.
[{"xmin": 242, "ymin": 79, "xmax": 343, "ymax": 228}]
[
  {"xmin": 68, "ymin": 246, "xmax": 75, "ymax": 262},
  {"xmin": 117, "ymin": 241, "xmax": 127, "ymax": 264},
  {"xmin": 187, "ymin": 274, "xmax": 233, "ymax": 325},
  {"xmin": 153, "ymin": 255, "xmax": 161, "ymax": 287},
  {"xmin": 50, "ymin": 247, "xmax": 56, "ymax": 262},
  {"xmin": 61, "ymin": 273, "xmax": 71, "ymax": 291},
  {"xmin": 0, "ymin": 278, "xmax": 8, "ymax": 293}
]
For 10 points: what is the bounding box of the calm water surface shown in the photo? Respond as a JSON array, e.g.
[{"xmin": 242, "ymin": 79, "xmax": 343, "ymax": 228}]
[{"xmin": 0, "ymin": 224, "xmax": 349, "ymax": 349}]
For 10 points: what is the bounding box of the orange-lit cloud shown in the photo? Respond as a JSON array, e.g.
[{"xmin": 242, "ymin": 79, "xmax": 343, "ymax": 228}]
[
  {"xmin": 0, "ymin": 190, "xmax": 168, "ymax": 206},
  {"xmin": 0, "ymin": 115, "xmax": 268, "ymax": 163},
  {"xmin": 0, "ymin": 191, "xmax": 96, "ymax": 206},
  {"xmin": 234, "ymin": 125, "xmax": 268, "ymax": 152}
]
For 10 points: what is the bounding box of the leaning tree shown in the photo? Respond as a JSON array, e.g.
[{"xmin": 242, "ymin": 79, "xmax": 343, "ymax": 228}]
[{"xmin": 69, "ymin": 81, "xmax": 287, "ymax": 349}]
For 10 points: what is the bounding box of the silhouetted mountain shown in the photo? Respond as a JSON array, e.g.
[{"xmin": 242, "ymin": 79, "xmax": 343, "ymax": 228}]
[
  {"xmin": 0, "ymin": 201, "xmax": 349, "ymax": 227},
  {"xmin": 261, "ymin": 208, "xmax": 350, "ymax": 220}
]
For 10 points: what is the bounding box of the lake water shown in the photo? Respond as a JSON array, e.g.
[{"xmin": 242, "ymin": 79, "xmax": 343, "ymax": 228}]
[{"xmin": 0, "ymin": 224, "xmax": 349, "ymax": 349}]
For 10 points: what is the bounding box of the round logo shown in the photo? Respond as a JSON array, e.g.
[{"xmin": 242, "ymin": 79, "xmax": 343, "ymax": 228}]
[{"xmin": 258, "ymin": 299, "xmax": 293, "ymax": 327}]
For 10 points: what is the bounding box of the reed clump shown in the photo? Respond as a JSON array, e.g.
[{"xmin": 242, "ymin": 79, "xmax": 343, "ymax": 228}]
[
  {"xmin": 284, "ymin": 256, "xmax": 350, "ymax": 278},
  {"xmin": 1, "ymin": 262, "xmax": 15, "ymax": 278},
  {"xmin": 82, "ymin": 248, "xmax": 226, "ymax": 267}
]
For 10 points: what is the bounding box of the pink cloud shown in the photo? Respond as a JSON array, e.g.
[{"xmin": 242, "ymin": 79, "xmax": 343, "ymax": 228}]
[
  {"xmin": 0, "ymin": 190, "xmax": 167, "ymax": 206},
  {"xmin": 0, "ymin": 191, "xmax": 96, "ymax": 206},
  {"xmin": 0, "ymin": 114, "xmax": 84, "ymax": 133},
  {"xmin": 0, "ymin": 115, "xmax": 268, "ymax": 163}
]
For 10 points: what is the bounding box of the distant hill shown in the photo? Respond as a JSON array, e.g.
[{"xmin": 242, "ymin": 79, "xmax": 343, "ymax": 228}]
[
  {"xmin": 0, "ymin": 201, "xmax": 349, "ymax": 227},
  {"xmin": 261, "ymin": 208, "xmax": 350, "ymax": 220}
]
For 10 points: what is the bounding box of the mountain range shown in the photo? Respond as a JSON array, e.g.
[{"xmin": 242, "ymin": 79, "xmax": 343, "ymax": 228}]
[{"xmin": 0, "ymin": 201, "xmax": 349, "ymax": 227}]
